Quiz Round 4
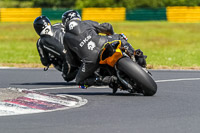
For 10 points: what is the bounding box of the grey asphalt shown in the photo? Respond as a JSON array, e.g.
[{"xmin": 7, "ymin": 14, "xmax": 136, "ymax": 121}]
[{"xmin": 0, "ymin": 68, "xmax": 200, "ymax": 133}]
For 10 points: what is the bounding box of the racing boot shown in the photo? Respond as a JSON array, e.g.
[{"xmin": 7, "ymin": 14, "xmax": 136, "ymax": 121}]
[
  {"xmin": 101, "ymin": 76, "xmax": 119, "ymax": 94},
  {"xmin": 94, "ymin": 76, "xmax": 117, "ymax": 85},
  {"xmin": 79, "ymin": 75, "xmax": 119, "ymax": 93},
  {"xmin": 87, "ymin": 75, "xmax": 119, "ymax": 93}
]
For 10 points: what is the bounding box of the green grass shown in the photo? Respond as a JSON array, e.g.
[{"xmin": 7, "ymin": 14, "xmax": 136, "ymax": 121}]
[
  {"xmin": 111, "ymin": 21, "xmax": 200, "ymax": 68},
  {"xmin": 0, "ymin": 22, "xmax": 39, "ymax": 64},
  {"xmin": 0, "ymin": 21, "xmax": 200, "ymax": 68}
]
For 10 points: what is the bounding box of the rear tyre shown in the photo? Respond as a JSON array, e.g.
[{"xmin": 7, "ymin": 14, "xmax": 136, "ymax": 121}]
[{"xmin": 117, "ymin": 57, "xmax": 157, "ymax": 96}]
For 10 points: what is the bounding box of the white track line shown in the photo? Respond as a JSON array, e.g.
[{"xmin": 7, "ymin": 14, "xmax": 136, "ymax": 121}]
[
  {"xmin": 0, "ymin": 67, "xmax": 16, "ymax": 69},
  {"xmin": 31, "ymin": 78, "xmax": 200, "ymax": 91},
  {"xmin": 155, "ymin": 78, "xmax": 200, "ymax": 83}
]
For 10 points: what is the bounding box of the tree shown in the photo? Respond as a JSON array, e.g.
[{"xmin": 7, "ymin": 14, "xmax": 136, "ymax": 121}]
[{"xmin": 32, "ymin": 0, "xmax": 76, "ymax": 8}]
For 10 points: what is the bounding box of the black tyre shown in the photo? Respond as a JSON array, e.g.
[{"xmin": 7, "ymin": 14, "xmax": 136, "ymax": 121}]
[{"xmin": 117, "ymin": 57, "xmax": 157, "ymax": 96}]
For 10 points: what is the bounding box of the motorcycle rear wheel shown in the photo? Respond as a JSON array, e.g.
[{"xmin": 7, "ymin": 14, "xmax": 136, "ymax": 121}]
[{"xmin": 117, "ymin": 57, "xmax": 157, "ymax": 96}]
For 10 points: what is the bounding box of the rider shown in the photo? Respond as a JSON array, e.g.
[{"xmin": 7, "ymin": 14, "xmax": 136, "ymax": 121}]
[
  {"xmin": 33, "ymin": 15, "xmax": 79, "ymax": 82},
  {"xmin": 62, "ymin": 10, "xmax": 146, "ymax": 87}
]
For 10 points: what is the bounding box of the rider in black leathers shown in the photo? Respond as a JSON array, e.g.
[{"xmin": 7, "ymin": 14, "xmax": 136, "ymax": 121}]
[
  {"xmin": 62, "ymin": 10, "xmax": 146, "ymax": 87},
  {"xmin": 33, "ymin": 16, "xmax": 79, "ymax": 82}
]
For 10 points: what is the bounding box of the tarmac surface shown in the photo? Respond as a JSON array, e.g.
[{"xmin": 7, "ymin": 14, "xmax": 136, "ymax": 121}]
[{"xmin": 0, "ymin": 68, "xmax": 200, "ymax": 133}]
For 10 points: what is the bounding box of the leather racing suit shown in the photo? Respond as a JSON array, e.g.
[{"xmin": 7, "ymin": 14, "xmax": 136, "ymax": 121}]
[
  {"xmin": 63, "ymin": 20, "xmax": 136, "ymax": 86},
  {"xmin": 36, "ymin": 23, "xmax": 78, "ymax": 82}
]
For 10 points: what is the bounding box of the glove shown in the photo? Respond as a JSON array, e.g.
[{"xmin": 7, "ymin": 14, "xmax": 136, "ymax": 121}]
[
  {"xmin": 134, "ymin": 49, "xmax": 143, "ymax": 56},
  {"xmin": 134, "ymin": 49, "xmax": 147, "ymax": 68},
  {"xmin": 108, "ymin": 76, "xmax": 119, "ymax": 94}
]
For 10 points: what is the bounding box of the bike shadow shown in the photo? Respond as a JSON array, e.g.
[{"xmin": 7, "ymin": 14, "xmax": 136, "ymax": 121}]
[
  {"xmin": 52, "ymin": 92, "xmax": 143, "ymax": 96},
  {"xmin": 11, "ymin": 82, "xmax": 143, "ymax": 96},
  {"xmin": 10, "ymin": 82, "xmax": 76, "ymax": 86}
]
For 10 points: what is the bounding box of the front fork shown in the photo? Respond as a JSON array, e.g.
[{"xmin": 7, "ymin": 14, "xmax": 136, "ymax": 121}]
[{"xmin": 115, "ymin": 65, "xmax": 136, "ymax": 93}]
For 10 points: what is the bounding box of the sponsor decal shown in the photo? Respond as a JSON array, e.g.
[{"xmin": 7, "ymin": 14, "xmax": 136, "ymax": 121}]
[
  {"xmin": 68, "ymin": 12, "xmax": 76, "ymax": 18},
  {"xmin": 87, "ymin": 41, "xmax": 96, "ymax": 50},
  {"xmin": 82, "ymin": 63, "xmax": 86, "ymax": 72},
  {"xmin": 0, "ymin": 88, "xmax": 87, "ymax": 116},
  {"xmin": 63, "ymin": 49, "xmax": 67, "ymax": 54},
  {"xmin": 40, "ymin": 25, "xmax": 53, "ymax": 36},
  {"xmin": 69, "ymin": 21, "xmax": 78, "ymax": 30},
  {"xmin": 79, "ymin": 35, "xmax": 91, "ymax": 47}
]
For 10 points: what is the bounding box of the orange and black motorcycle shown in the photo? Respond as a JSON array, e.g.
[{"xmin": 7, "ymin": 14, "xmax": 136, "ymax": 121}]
[{"xmin": 97, "ymin": 40, "xmax": 157, "ymax": 96}]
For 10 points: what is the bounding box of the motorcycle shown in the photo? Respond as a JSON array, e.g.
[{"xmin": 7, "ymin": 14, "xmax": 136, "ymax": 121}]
[
  {"xmin": 42, "ymin": 38, "xmax": 157, "ymax": 96},
  {"xmin": 96, "ymin": 40, "xmax": 157, "ymax": 96}
]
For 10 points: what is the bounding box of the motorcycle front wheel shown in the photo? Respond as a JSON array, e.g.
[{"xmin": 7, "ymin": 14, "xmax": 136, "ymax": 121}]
[{"xmin": 117, "ymin": 57, "xmax": 157, "ymax": 96}]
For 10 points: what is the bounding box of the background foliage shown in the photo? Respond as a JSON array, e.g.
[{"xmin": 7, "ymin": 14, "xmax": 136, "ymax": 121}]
[{"xmin": 1, "ymin": 0, "xmax": 200, "ymax": 8}]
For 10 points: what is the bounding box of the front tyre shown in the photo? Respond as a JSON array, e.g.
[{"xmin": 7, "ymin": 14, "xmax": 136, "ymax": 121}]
[{"xmin": 117, "ymin": 57, "xmax": 157, "ymax": 96}]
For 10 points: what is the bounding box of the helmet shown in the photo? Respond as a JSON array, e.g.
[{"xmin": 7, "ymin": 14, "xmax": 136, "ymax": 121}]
[
  {"xmin": 62, "ymin": 10, "xmax": 81, "ymax": 26},
  {"xmin": 33, "ymin": 16, "xmax": 52, "ymax": 36}
]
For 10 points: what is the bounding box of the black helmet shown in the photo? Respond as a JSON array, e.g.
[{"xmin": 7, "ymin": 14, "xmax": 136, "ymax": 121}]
[
  {"xmin": 33, "ymin": 16, "xmax": 51, "ymax": 36},
  {"xmin": 62, "ymin": 10, "xmax": 81, "ymax": 26}
]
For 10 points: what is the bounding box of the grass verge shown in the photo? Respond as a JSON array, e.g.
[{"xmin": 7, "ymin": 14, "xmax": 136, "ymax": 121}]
[{"xmin": 0, "ymin": 21, "xmax": 200, "ymax": 69}]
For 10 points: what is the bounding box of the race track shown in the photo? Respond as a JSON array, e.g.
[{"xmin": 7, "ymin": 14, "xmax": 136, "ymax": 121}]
[{"xmin": 0, "ymin": 68, "xmax": 200, "ymax": 133}]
